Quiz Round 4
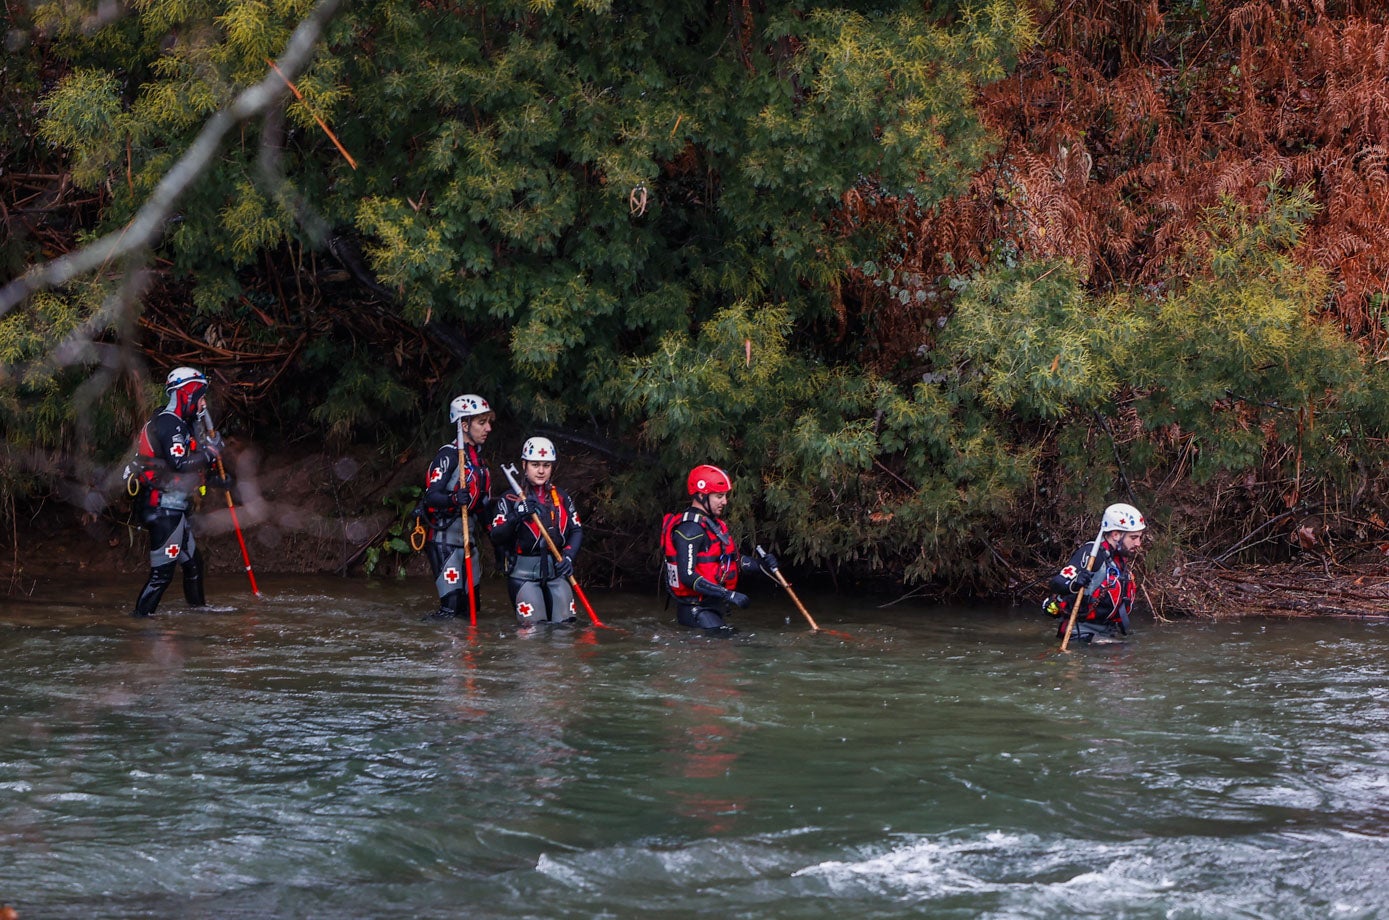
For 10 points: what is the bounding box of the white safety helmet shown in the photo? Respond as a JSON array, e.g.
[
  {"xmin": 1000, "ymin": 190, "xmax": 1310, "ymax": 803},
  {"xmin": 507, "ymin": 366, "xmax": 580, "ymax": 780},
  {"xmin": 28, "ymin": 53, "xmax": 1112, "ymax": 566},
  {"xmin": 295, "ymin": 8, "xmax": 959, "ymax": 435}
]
[
  {"xmin": 164, "ymin": 366, "xmax": 209, "ymax": 417},
  {"xmin": 1101, "ymin": 502, "xmax": 1146, "ymax": 533},
  {"xmin": 165, "ymin": 366, "xmax": 208, "ymax": 393},
  {"xmin": 521, "ymin": 436, "xmax": 557, "ymax": 462},
  {"xmin": 449, "ymin": 394, "xmax": 491, "ymax": 423}
]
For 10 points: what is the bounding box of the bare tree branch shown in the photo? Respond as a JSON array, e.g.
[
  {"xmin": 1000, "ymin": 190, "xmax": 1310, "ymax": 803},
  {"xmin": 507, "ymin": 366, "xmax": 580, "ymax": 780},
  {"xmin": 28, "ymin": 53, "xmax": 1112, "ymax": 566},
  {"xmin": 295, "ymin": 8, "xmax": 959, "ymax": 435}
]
[{"xmin": 0, "ymin": 0, "xmax": 345, "ymax": 317}]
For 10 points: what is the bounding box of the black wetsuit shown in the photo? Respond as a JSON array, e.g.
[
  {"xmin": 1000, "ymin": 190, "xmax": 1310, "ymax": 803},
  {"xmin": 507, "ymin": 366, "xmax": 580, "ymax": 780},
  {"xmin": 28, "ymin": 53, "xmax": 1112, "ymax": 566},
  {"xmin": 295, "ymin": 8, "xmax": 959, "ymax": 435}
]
[
  {"xmin": 130, "ymin": 409, "xmax": 217, "ymax": 616},
  {"xmin": 662, "ymin": 507, "xmax": 760, "ymax": 630},
  {"xmin": 490, "ymin": 482, "xmax": 583, "ymax": 626},
  {"xmin": 421, "ymin": 440, "xmax": 492, "ymax": 617},
  {"xmin": 1047, "ymin": 538, "xmax": 1137, "ymax": 642}
]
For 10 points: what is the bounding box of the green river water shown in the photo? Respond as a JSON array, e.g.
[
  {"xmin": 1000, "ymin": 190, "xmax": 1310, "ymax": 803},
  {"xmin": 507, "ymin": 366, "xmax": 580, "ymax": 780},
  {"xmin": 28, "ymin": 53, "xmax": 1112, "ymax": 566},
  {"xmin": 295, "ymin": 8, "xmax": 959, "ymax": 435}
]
[{"xmin": 1, "ymin": 575, "xmax": 1385, "ymax": 918}]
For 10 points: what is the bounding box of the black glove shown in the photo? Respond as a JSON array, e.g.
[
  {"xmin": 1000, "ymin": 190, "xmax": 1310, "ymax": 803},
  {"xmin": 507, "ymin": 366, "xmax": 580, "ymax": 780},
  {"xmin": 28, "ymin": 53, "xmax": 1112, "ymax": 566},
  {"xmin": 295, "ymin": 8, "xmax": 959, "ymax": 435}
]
[
  {"xmin": 555, "ymin": 553, "xmax": 574, "ymax": 578},
  {"xmin": 207, "ymin": 470, "xmax": 233, "ymax": 491},
  {"xmin": 202, "ymin": 445, "xmax": 222, "ymax": 466},
  {"xmin": 759, "ymin": 552, "xmax": 779, "ymax": 573},
  {"xmin": 510, "ymin": 496, "xmax": 533, "ymax": 518},
  {"xmin": 727, "ymin": 591, "xmax": 751, "ymax": 609},
  {"xmin": 450, "ymin": 469, "xmax": 476, "ymax": 509},
  {"xmin": 1068, "ymin": 568, "xmax": 1093, "ymax": 592}
]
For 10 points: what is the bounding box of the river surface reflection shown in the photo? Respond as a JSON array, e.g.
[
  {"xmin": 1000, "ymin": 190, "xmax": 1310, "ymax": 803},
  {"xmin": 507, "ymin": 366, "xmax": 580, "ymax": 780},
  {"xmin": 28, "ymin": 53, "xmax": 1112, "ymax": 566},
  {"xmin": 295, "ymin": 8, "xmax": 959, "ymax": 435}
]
[{"xmin": 2, "ymin": 575, "xmax": 1385, "ymax": 918}]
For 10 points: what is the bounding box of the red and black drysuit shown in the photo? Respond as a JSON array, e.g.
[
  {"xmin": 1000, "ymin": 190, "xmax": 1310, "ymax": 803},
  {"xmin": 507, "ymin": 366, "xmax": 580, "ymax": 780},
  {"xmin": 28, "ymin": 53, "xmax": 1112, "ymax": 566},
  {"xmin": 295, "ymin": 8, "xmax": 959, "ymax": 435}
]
[
  {"xmin": 489, "ymin": 482, "xmax": 583, "ymax": 626},
  {"xmin": 128, "ymin": 401, "xmax": 221, "ymax": 617},
  {"xmin": 421, "ymin": 440, "xmax": 492, "ymax": 618},
  {"xmin": 661, "ymin": 507, "xmax": 760, "ymax": 630},
  {"xmin": 1046, "ymin": 538, "xmax": 1137, "ymax": 642}
]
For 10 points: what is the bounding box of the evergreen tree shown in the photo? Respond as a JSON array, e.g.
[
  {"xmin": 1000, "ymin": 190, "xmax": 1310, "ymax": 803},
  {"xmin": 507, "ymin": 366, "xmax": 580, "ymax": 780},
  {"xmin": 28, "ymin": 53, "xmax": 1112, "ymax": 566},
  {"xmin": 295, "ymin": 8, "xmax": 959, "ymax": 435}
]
[{"xmin": 12, "ymin": 0, "xmax": 1388, "ymax": 586}]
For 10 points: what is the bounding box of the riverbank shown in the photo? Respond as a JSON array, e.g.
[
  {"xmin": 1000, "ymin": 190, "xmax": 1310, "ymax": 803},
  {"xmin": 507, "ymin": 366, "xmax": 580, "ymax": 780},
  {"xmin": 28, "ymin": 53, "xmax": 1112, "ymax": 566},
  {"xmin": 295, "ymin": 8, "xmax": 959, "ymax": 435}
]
[
  {"xmin": 1147, "ymin": 559, "xmax": 1389, "ymax": 619},
  {"xmin": 7, "ymin": 444, "xmax": 1389, "ymax": 620},
  {"xmin": 6, "ymin": 443, "xmax": 427, "ymax": 589}
]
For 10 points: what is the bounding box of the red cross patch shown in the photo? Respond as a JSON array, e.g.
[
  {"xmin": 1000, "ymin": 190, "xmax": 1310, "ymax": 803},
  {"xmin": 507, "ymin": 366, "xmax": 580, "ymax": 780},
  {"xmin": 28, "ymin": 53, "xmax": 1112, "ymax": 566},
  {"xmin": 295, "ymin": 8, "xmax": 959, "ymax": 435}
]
[
  {"xmin": 428, "ymin": 467, "xmax": 443, "ymax": 485},
  {"xmin": 443, "ymin": 567, "xmax": 460, "ymax": 585},
  {"xmin": 517, "ymin": 601, "xmax": 535, "ymax": 617},
  {"xmin": 165, "ymin": 544, "xmax": 181, "ymax": 559},
  {"xmin": 492, "ymin": 512, "xmax": 506, "ymax": 528},
  {"xmin": 170, "ymin": 442, "xmax": 186, "ymax": 458},
  {"xmin": 1060, "ymin": 565, "xmax": 1078, "ymax": 579}
]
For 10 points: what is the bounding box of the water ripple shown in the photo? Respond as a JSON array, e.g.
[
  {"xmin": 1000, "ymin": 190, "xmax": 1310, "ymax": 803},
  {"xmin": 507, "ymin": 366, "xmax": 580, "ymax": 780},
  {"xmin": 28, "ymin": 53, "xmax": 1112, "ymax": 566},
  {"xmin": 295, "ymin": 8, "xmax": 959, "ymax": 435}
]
[{"xmin": 2, "ymin": 581, "xmax": 1386, "ymax": 918}]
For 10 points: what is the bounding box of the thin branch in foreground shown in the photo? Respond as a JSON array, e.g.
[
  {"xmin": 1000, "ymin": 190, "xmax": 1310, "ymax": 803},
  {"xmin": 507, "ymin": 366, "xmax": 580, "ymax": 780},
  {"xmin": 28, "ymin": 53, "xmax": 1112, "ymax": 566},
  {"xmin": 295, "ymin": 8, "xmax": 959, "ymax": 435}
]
[
  {"xmin": 265, "ymin": 57, "xmax": 358, "ymax": 170},
  {"xmin": 0, "ymin": 0, "xmax": 345, "ymax": 318}
]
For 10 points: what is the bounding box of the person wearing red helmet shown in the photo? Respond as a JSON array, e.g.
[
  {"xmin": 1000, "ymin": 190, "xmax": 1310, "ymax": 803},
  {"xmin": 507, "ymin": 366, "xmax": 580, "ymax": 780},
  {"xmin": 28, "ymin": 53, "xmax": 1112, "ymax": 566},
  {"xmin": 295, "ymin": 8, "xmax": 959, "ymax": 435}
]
[
  {"xmin": 126, "ymin": 366, "xmax": 226, "ymax": 617},
  {"xmin": 660, "ymin": 464, "xmax": 777, "ymax": 633}
]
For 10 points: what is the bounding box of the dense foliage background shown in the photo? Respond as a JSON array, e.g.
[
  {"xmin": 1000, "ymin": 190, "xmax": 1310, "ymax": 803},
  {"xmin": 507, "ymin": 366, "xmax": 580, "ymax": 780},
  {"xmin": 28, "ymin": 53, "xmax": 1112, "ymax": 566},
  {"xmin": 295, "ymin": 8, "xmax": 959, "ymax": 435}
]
[{"xmin": 4, "ymin": 0, "xmax": 1389, "ymax": 595}]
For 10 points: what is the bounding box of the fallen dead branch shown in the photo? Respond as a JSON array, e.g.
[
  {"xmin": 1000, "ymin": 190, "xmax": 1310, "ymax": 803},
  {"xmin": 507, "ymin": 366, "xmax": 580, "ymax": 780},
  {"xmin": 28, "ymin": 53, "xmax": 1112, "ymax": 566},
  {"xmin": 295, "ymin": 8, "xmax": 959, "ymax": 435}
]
[{"xmin": 1148, "ymin": 559, "xmax": 1389, "ymax": 620}]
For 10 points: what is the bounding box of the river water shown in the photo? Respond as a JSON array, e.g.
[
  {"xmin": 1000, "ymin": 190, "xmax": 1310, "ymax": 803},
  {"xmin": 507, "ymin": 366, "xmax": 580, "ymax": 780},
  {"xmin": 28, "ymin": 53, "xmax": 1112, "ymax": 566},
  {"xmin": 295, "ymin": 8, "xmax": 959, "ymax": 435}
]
[{"xmin": 1, "ymin": 575, "xmax": 1385, "ymax": 918}]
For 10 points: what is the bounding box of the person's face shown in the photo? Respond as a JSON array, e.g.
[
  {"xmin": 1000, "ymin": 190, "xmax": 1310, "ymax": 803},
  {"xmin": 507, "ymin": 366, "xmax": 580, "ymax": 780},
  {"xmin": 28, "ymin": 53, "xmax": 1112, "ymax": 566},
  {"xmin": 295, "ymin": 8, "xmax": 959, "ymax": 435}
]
[
  {"xmin": 462, "ymin": 414, "xmax": 493, "ymax": 446},
  {"xmin": 705, "ymin": 492, "xmax": 730, "ymax": 518},
  {"xmin": 1114, "ymin": 530, "xmax": 1145, "ymax": 555},
  {"xmin": 524, "ymin": 460, "xmax": 553, "ymax": 488}
]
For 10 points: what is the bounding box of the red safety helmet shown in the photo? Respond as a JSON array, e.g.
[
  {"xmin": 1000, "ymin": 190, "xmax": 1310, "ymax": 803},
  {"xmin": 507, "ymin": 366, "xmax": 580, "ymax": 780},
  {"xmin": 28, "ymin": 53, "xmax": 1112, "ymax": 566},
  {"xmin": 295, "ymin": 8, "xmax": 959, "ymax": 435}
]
[{"xmin": 687, "ymin": 464, "xmax": 732, "ymax": 496}]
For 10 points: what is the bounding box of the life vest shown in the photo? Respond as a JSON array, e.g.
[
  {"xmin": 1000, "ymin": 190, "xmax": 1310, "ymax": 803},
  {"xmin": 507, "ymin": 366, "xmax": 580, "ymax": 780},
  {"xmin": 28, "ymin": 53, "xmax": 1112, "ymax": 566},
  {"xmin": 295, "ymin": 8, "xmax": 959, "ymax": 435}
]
[
  {"xmin": 460, "ymin": 442, "xmax": 492, "ymax": 508},
  {"xmin": 1086, "ymin": 552, "xmax": 1135, "ymax": 627},
  {"xmin": 661, "ymin": 508, "xmax": 738, "ymax": 600},
  {"xmin": 423, "ymin": 442, "xmax": 492, "ymax": 526},
  {"xmin": 1045, "ymin": 540, "xmax": 1135, "ymax": 630},
  {"xmin": 499, "ymin": 484, "xmax": 576, "ymax": 557},
  {"xmin": 131, "ymin": 422, "xmax": 165, "ymax": 504},
  {"xmin": 129, "ymin": 414, "xmax": 202, "ymax": 510}
]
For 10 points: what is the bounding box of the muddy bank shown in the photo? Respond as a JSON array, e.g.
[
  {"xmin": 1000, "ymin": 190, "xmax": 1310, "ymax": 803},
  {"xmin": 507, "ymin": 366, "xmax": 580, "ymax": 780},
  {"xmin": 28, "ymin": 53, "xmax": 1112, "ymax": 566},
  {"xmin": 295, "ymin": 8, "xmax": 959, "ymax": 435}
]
[
  {"xmin": 6, "ymin": 440, "xmax": 642, "ymax": 595},
  {"xmin": 7, "ymin": 444, "xmax": 1389, "ymax": 621},
  {"xmin": 1147, "ymin": 559, "xmax": 1389, "ymax": 619},
  {"xmin": 8, "ymin": 444, "xmax": 428, "ymax": 588}
]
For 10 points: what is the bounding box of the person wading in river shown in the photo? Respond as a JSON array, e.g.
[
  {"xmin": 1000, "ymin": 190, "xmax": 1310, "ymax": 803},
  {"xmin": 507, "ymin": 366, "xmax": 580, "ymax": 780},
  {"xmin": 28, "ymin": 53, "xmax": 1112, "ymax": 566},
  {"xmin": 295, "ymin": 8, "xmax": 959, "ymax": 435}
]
[
  {"xmin": 421, "ymin": 394, "xmax": 494, "ymax": 619},
  {"xmin": 489, "ymin": 436, "xmax": 584, "ymax": 628},
  {"xmin": 661, "ymin": 465, "xmax": 777, "ymax": 635},
  {"xmin": 127, "ymin": 367, "xmax": 228, "ymax": 617},
  {"xmin": 1046, "ymin": 502, "xmax": 1147, "ymax": 644}
]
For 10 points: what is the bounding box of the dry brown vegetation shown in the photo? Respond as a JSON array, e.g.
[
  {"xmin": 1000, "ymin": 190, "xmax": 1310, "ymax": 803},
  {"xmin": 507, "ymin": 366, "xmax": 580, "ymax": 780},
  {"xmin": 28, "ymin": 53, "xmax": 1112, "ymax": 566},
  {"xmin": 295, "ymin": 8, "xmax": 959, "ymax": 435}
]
[{"xmin": 838, "ymin": 0, "xmax": 1389, "ymax": 369}]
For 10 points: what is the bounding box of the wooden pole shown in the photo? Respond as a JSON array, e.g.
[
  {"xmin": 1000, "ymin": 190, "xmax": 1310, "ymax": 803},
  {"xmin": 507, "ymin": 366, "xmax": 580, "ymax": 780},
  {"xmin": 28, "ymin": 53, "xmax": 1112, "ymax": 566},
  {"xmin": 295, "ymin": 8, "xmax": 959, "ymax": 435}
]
[
  {"xmin": 501, "ymin": 464, "xmax": 606, "ymax": 628},
  {"xmin": 756, "ymin": 546, "xmax": 817, "ymax": 630},
  {"xmin": 1060, "ymin": 521, "xmax": 1108, "ymax": 652}
]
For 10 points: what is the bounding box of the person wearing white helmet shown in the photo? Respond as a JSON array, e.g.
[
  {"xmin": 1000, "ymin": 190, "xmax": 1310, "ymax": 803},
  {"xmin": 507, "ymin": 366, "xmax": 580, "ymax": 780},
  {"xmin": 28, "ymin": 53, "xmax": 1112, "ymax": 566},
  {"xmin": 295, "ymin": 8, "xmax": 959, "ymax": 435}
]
[
  {"xmin": 420, "ymin": 394, "xmax": 495, "ymax": 618},
  {"xmin": 128, "ymin": 366, "xmax": 227, "ymax": 617},
  {"xmin": 489, "ymin": 436, "xmax": 585, "ymax": 627},
  {"xmin": 1045, "ymin": 502, "xmax": 1147, "ymax": 644}
]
